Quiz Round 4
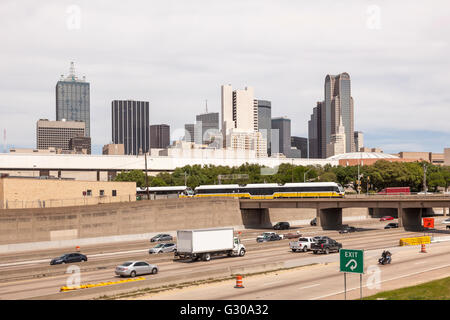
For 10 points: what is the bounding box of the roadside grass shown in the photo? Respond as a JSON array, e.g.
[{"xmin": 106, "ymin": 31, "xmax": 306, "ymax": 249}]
[{"xmin": 364, "ymin": 276, "xmax": 450, "ymax": 300}]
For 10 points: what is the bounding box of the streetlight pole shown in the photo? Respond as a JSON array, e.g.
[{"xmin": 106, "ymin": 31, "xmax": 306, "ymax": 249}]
[
  {"xmin": 423, "ymin": 163, "xmax": 428, "ymax": 193},
  {"xmin": 145, "ymin": 152, "xmax": 150, "ymax": 200},
  {"xmin": 304, "ymin": 167, "xmax": 312, "ymax": 183}
]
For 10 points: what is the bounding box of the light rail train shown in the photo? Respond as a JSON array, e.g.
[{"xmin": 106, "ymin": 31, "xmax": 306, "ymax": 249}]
[{"xmin": 193, "ymin": 182, "xmax": 345, "ymax": 199}]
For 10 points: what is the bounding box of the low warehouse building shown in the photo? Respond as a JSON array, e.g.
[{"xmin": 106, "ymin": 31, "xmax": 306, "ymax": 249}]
[{"xmin": 0, "ymin": 176, "xmax": 136, "ymax": 209}]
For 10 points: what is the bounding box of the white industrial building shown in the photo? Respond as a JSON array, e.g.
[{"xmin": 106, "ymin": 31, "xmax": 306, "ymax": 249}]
[{"xmin": 0, "ymin": 153, "xmax": 337, "ymax": 181}]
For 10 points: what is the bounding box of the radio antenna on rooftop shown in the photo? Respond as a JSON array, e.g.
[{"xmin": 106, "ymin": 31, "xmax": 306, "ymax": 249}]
[{"xmin": 69, "ymin": 62, "xmax": 76, "ymax": 80}]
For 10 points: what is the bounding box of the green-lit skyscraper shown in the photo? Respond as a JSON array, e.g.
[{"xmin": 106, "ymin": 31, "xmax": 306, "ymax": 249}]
[{"xmin": 56, "ymin": 62, "xmax": 90, "ymax": 137}]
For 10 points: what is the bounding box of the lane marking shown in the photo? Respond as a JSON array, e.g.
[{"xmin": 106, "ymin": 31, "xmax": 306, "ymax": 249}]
[
  {"xmin": 263, "ymin": 281, "xmax": 283, "ymax": 286},
  {"xmin": 299, "ymin": 284, "xmax": 320, "ymax": 290},
  {"xmin": 0, "ymin": 249, "xmax": 149, "ymax": 268}
]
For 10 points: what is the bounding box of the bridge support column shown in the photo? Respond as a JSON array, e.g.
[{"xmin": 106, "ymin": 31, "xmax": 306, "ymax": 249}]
[
  {"xmin": 399, "ymin": 208, "xmax": 422, "ymax": 231},
  {"xmin": 241, "ymin": 208, "xmax": 272, "ymax": 228},
  {"xmin": 318, "ymin": 208, "xmax": 342, "ymax": 230}
]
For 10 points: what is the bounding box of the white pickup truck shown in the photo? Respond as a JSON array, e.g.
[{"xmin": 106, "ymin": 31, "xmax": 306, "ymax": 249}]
[{"xmin": 289, "ymin": 237, "xmax": 315, "ymax": 252}]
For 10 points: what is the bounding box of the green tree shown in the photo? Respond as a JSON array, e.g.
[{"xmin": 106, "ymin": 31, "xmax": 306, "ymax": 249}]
[{"xmin": 114, "ymin": 170, "xmax": 146, "ymax": 187}]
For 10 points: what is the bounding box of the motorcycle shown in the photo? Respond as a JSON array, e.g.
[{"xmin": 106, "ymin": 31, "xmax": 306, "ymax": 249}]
[{"xmin": 378, "ymin": 250, "xmax": 392, "ymax": 265}]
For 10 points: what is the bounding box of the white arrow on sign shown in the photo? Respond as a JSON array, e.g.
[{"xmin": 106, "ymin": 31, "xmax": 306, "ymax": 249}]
[{"xmin": 345, "ymin": 259, "xmax": 357, "ymax": 271}]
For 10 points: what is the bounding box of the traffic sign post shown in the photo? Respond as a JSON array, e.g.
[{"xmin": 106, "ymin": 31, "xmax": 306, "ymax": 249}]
[
  {"xmin": 340, "ymin": 249, "xmax": 364, "ymax": 300},
  {"xmin": 423, "ymin": 218, "xmax": 434, "ymax": 237}
]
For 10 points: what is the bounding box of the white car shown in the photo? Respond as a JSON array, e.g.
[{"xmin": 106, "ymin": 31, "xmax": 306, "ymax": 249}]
[
  {"xmin": 441, "ymin": 218, "xmax": 450, "ymax": 225},
  {"xmin": 115, "ymin": 261, "xmax": 158, "ymax": 277},
  {"xmin": 289, "ymin": 237, "xmax": 315, "ymax": 252}
]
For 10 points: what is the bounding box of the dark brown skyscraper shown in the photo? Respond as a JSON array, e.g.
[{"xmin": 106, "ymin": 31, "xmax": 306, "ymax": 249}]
[
  {"xmin": 111, "ymin": 100, "xmax": 149, "ymax": 155},
  {"xmin": 150, "ymin": 124, "xmax": 170, "ymax": 149}
]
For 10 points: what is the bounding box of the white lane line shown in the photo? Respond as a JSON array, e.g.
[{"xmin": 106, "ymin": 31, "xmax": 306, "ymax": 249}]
[
  {"xmin": 299, "ymin": 284, "xmax": 320, "ymax": 290},
  {"xmin": 0, "ymin": 259, "xmax": 49, "ymax": 268},
  {"xmin": 89, "ymin": 249, "xmax": 148, "ymax": 258},
  {"xmin": 310, "ymin": 263, "xmax": 450, "ymax": 300},
  {"xmin": 263, "ymin": 281, "xmax": 283, "ymax": 286},
  {"xmin": 0, "ymin": 249, "xmax": 149, "ymax": 268}
]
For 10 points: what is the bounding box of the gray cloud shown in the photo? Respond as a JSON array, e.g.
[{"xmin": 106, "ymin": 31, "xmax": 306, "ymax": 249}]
[{"xmin": 0, "ymin": 0, "xmax": 449, "ymax": 153}]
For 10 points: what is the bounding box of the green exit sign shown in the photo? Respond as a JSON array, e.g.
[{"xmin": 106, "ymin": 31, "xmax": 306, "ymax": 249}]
[{"xmin": 340, "ymin": 249, "xmax": 364, "ymax": 274}]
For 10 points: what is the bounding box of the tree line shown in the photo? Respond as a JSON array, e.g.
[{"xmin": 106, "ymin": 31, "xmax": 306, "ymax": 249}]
[{"xmin": 114, "ymin": 160, "xmax": 450, "ymax": 193}]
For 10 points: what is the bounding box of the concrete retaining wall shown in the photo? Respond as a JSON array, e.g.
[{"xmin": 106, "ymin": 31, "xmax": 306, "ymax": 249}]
[
  {"xmin": 0, "ymin": 198, "xmax": 244, "ymax": 246},
  {"xmin": 0, "ymin": 198, "xmax": 372, "ymax": 253}
]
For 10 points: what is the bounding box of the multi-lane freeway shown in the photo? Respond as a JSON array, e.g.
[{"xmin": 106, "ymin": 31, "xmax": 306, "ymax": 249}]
[{"xmin": 0, "ymin": 217, "xmax": 449, "ymax": 300}]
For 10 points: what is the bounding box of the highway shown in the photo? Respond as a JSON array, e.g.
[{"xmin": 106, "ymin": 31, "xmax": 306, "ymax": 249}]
[
  {"xmin": 0, "ymin": 217, "xmax": 449, "ymax": 300},
  {"xmin": 139, "ymin": 243, "xmax": 450, "ymax": 300}
]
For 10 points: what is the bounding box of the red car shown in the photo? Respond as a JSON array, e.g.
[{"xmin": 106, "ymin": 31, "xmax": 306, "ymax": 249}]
[{"xmin": 380, "ymin": 216, "xmax": 394, "ymax": 221}]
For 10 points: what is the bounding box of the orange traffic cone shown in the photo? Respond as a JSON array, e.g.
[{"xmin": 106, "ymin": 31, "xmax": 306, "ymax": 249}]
[
  {"xmin": 234, "ymin": 275, "xmax": 244, "ymax": 288},
  {"xmin": 75, "ymin": 246, "xmax": 80, "ymax": 252},
  {"xmin": 420, "ymin": 243, "xmax": 427, "ymax": 253}
]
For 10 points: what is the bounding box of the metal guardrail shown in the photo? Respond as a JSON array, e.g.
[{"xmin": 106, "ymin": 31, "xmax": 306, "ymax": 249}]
[{"xmin": 345, "ymin": 193, "xmax": 450, "ymax": 199}]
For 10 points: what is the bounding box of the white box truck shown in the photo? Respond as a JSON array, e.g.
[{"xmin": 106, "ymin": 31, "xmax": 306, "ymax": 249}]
[{"xmin": 174, "ymin": 228, "xmax": 246, "ymax": 261}]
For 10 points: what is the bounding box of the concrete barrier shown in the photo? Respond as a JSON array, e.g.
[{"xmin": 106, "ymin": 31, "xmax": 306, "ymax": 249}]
[
  {"xmin": 230, "ymin": 262, "xmax": 285, "ymax": 275},
  {"xmin": 431, "ymin": 236, "xmax": 450, "ymax": 243},
  {"xmin": 399, "ymin": 236, "xmax": 431, "ymax": 246},
  {"xmin": 60, "ymin": 277, "xmax": 146, "ymax": 292}
]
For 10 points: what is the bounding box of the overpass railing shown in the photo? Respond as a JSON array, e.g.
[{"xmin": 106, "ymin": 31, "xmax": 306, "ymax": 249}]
[{"xmin": 344, "ymin": 192, "xmax": 450, "ymax": 199}]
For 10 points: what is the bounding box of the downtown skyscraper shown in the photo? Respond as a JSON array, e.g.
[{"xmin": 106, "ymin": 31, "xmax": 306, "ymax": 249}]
[
  {"xmin": 309, "ymin": 72, "xmax": 354, "ymax": 158},
  {"xmin": 111, "ymin": 100, "xmax": 150, "ymax": 155},
  {"xmin": 221, "ymin": 85, "xmax": 267, "ymax": 157},
  {"xmin": 56, "ymin": 62, "xmax": 90, "ymax": 137},
  {"xmin": 257, "ymin": 100, "xmax": 272, "ymax": 156}
]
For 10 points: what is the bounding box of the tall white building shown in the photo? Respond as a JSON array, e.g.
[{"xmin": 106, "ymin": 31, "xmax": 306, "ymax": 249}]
[
  {"xmin": 221, "ymin": 85, "xmax": 258, "ymax": 137},
  {"xmin": 226, "ymin": 129, "xmax": 267, "ymax": 158},
  {"xmin": 326, "ymin": 116, "xmax": 346, "ymax": 157},
  {"xmin": 221, "ymin": 85, "xmax": 265, "ymax": 157}
]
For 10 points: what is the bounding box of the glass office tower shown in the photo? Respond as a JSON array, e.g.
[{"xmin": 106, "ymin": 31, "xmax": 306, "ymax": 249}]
[{"xmin": 56, "ymin": 62, "xmax": 90, "ymax": 137}]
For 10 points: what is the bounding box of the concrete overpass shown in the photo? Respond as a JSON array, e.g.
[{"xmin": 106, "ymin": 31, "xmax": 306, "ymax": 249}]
[{"xmin": 240, "ymin": 196, "xmax": 450, "ymax": 231}]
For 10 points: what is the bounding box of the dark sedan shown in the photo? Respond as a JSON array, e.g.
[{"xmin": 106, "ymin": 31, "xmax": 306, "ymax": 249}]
[
  {"xmin": 150, "ymin": 234, "xmax": 173, "ymax": 242},
  {"xmin": 384, "ymin": 222, "xmax": 399, "ymax": 229},
  {"xmin": 273, "ymin": 222, "xmax": 290, "ymax": 230},
  {"xmin": 50, "ymin": 253, "xmax": 87, "ymax": 265},
  {"xmin": 339, "ymin": 226, "xmax": 357, "ymax": 234},
  {"xmin": 257, "ymin": 234, "xmax": 282, "ymax": 242}
]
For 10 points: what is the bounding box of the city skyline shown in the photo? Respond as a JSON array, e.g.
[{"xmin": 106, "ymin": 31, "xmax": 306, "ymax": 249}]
[{"xmin": 1, "ymin": 1, "xmax": 449, "ymax": 154}]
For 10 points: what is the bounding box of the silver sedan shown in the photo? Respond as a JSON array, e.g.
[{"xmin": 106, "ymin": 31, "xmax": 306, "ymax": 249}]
[
  {"xmin": 149, "ymin": 243, "xmax": 177, "ymax": 254},
  {"xmin": 115, "ymin": 261, "xmax": 159, "ymax": 278}
]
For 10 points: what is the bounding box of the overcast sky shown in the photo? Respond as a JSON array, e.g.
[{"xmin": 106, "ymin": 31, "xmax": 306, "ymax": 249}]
[{"xmin": 1, "ymin": 1, "xmax": 449, "ymax": 154}]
